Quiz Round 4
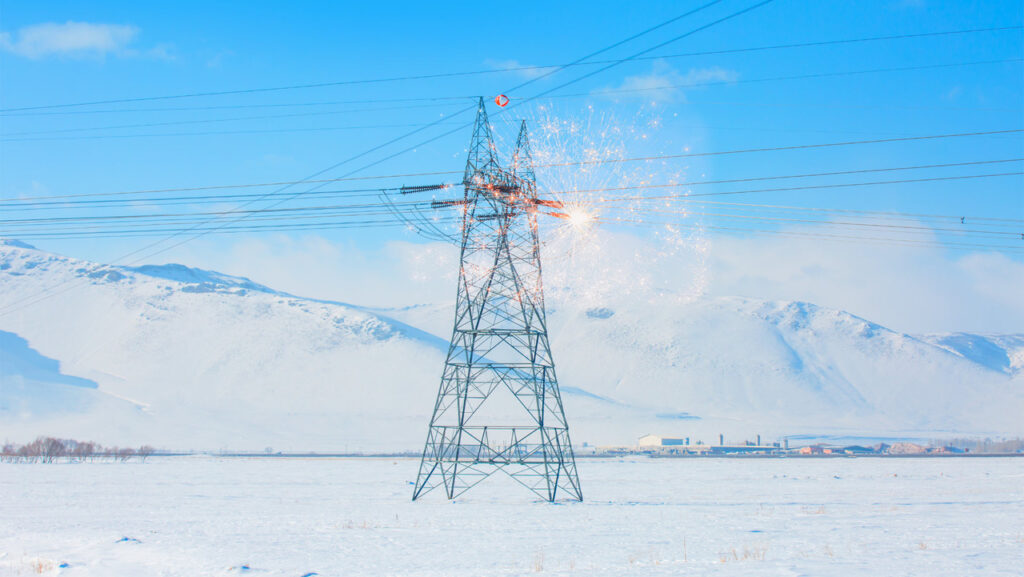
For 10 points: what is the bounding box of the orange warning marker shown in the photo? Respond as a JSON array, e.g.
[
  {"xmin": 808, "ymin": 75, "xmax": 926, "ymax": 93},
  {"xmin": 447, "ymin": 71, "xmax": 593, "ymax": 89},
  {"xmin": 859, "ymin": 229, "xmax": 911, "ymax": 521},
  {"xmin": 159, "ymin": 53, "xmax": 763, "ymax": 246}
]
[{"xmin": 495, "ymin": 94, "xmax": 509, "ymax": 107}]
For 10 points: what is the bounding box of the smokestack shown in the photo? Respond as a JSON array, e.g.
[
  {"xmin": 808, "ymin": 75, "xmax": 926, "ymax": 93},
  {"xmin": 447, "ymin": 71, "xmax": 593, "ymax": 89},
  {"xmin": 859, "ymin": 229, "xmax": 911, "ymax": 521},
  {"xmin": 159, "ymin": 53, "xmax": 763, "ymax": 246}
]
[
  {"xmin": 757, "ymin": 434, "xmax": 761, "ymax": 446},
  {"xmin": 719, "ymin": 433, "xmax": 724, "ymax": 446}
]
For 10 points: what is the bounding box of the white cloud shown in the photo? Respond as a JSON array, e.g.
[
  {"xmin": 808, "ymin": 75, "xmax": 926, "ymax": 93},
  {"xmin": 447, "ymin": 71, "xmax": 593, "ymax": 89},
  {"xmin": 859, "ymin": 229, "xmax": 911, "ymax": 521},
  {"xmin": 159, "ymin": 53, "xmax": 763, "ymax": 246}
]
[
  {"xmin": 173, "ymin": 235, "xmax": 458, "ymax": 308},
  {"xmin": 484, "ymin": 58, "xmax": 549, "ymax": 80},
  {"xmin": 601, "ymin": 60, "xmax": 738, "ymax": 102},
  {"xmin": 206, "ymin": 49, "xmax": 234, "ymax": 68},
  {"xmin": 144, "ymin": 42, "xmax": 176, "ymax": 61},
  {"xmin": 0, "ymin": 21, "xmax": 143, "ymax": 59}
]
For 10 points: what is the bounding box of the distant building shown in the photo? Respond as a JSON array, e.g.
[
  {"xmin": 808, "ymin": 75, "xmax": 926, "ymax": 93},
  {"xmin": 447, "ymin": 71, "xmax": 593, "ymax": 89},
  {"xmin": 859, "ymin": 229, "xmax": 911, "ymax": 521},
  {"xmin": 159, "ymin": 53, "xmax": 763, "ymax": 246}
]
[
  {"xmin": 638, "ymin": 435, "xmax": 684, "ymax": 448},
  {"xmin": 841, "ymin": 445, "xmax": 875, "ymax": 455},
  {"xmin": 798, "ymin": 445, "xmax": 830, "ymax": 455},
  {"xmin": 636, "ymin": 434, "xmax": 777, "ymax": 455}
]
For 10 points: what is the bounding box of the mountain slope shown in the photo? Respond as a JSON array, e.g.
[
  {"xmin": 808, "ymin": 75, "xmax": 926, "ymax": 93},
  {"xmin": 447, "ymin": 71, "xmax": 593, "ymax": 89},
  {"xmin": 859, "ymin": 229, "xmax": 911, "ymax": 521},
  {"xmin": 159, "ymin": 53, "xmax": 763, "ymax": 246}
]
[
  {"xmin": 387, "ymin": 297, "xmax": 1024, "ymax": 442},
  {"xmin": 0, "ymin": 241, "xmax": 448, "ymax": 450},
  {"xmin": 1, "ymin": 240, "xmax": 1021, "ymax": 450}
]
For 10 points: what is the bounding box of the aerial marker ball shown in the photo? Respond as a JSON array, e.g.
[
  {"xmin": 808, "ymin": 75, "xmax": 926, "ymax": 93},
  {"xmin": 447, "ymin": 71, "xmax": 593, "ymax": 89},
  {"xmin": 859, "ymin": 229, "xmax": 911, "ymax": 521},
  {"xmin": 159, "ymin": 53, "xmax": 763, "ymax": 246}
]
[{"xmin": 495, "ymin": 94, "xmax": 509, "ymax": 107}]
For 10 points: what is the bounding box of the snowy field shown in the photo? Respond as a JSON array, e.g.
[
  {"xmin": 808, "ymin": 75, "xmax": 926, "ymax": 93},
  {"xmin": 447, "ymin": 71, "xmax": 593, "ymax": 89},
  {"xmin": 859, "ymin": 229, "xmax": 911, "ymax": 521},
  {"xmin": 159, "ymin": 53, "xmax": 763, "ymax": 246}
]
[{"xmin": 2, "ymin": 457, "xmax": 1022, "ymax": 576}]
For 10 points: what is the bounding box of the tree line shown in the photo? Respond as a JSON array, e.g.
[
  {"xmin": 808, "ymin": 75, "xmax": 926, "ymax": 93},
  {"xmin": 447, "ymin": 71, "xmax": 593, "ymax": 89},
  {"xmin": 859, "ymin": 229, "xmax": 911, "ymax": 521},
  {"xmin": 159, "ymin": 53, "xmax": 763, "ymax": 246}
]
[{"xmin": 1, "ymin": 436, "xmax": 156, "ymax": 463}]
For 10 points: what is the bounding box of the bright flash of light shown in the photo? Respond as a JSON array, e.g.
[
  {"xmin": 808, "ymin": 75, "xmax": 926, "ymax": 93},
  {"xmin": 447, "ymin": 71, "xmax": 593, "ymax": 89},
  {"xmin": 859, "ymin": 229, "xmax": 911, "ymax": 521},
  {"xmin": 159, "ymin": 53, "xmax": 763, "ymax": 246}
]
[
  {"xmin": 566, "ymin": 206, "xmax": 596, "ymax": 229},
  {"xmin": 485, "ymin": 103, "xmax": 711, "ymax": 307},
  {"xmin": 558, "ymin": 203, "xmax": 599, "ymax": 231}
]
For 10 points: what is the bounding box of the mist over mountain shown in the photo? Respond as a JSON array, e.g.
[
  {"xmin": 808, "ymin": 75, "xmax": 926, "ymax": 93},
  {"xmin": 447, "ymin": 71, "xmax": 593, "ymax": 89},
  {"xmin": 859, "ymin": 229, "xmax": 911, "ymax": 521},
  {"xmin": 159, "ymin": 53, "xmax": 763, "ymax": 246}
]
[{"xmin": 2, "ymin": 239, "xmax": 1021, "ymax": 451}]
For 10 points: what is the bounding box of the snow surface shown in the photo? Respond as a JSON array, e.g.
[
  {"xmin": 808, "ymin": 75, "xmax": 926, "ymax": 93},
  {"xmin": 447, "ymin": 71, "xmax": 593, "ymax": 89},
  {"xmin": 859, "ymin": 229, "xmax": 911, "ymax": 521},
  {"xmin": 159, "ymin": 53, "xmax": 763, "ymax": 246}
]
[
  {"xmin": 1, "ymin": 241, "xmax": 1022, "ymax": 450},
  {"xmin": 1, "ymin": 457, "xmax": 1022, "ymax": 576}
]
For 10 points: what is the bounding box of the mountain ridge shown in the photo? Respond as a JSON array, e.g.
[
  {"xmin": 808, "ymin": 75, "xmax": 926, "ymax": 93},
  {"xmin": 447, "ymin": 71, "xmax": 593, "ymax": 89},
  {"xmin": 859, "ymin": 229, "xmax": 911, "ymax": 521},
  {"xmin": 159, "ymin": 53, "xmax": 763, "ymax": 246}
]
[{"xmin": 1, "ymin": 240, "xmax": 1021, "ymax": 450}]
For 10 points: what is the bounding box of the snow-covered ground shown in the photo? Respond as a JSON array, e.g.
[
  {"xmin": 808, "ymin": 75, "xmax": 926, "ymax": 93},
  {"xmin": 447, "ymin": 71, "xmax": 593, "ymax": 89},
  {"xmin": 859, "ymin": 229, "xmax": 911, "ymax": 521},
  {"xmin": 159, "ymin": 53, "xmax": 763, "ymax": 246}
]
[{"xmin": 2, "ymin": 457, "xmax": 1022, "ymax": 576}]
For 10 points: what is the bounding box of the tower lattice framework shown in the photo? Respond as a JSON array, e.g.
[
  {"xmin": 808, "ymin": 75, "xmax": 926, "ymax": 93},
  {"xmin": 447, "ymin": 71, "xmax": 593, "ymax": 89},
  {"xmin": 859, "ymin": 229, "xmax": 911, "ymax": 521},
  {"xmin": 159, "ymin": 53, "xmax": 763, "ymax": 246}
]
[{"xmin": 412, "ymin": 99, "xmax": 582, "ymax": 502}]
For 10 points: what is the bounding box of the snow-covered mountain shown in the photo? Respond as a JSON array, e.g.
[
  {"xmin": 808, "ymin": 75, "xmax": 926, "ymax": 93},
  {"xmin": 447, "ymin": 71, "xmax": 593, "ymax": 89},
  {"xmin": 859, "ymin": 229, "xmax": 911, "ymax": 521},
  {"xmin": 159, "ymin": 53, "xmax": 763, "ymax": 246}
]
[{"xmin": 1, "ymin": 239, "xmax": 1021, "ymax": 451}]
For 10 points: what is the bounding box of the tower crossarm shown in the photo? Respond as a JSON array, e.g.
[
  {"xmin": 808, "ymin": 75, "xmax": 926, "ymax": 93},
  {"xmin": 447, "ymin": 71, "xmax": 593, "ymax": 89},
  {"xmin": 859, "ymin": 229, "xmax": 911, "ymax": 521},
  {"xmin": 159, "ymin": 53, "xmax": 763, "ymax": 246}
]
[{"xmin": 413, "ymin": 99, "xmax": 582, "ymax": 503}]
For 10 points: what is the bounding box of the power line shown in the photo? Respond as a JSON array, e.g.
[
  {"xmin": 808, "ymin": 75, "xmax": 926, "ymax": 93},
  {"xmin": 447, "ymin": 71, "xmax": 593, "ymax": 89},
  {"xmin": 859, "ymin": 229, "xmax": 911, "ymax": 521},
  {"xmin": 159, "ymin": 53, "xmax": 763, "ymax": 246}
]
[
  {"xmin": 550, "ymin": 158, "xmax": 1023, "ymax": 195},
  {"xmin": 547, "ymin": 57, "xmax": 1022, "ymax": 100},
  {"xmin": 541, "ymin": 128, "xmax": 1024, "ymax": 168},
  {"xmin": 3, "ymin": 118, "xmax": 1015, "ymax": 144},
  {"xmin": 0, "ymin": 0, "xmax": 727, "ymax": 114},
  {"xmin": 588, "ymin": 171, "xmax": 1023, "ymax": 200},
  {"xmin": 2, "ymin": 24, "xmax": 1016, "ymax": 114},
  {"xmin": 7, "ymin": 211, "xmax": 1021, "ymax": 254},
  {"xmin": 116, "ymin": 2, "xmax": 740, "ymax": 262},
  {"xmin": 0, "ymin": 101, "xmax": 459, "ymax": 118},
  {"xmin": 6, "ymin": 201, "xmax": 1019, "ymax": 240},
  {"xmin": 0, "ymin": 198, "xmax": 433, "ymax": 224},
  {"xmin": 3, "ymin": 1, "xmax": 728, "ymax": 147},
  {"xmin": 2, "ymin": 209, "xmax": 443, "ymax": 234},
  {"xmin": 2, "ymin": 116, "xmax": 467, "ymax": 139},
  {"xmin": 3, "ymin": 158, "xmax": 1017, "ymax": 216},
  {"xmin": 0, "ymin": 172, "xmax": 458, "ymax": 202},
  {"xmin": 2, "ymin": 0, "xmax": 768, "ymax": 288},
  {"xmin": 600, "ymin": 219, "xmax": 1024, "ymax": 252},
  {"xmin": 4, "ymin": 172, "xmax": 1020, "ymax": 234},
  {"xmin": 0, "ymin": 187, "xmax": 402, "ymax": 210},
  {"xmin": 0, "ymin": 2, "xmax": 734, "ymax": 316},
  {"xmin": 499, "ymin": 0, "xmax": 777, "ymax": 110},
  {"xmin": 620, "ymin": 207, "xmax": 1021, "ymax": 237},
  {"xmin": 670, "ymin": 199, "xmax": 1024, "ymax": 224},
  {"xmin": 6, "ymin": 217, "xmax": 460, "ymax": 239},
  {"xmin": 6, "ymin": 57, "xmax": 1020, "ymax": 142},
  {"xmin": 0, "ymin": 123, "xmax": 466, "ymax": 143},
  {"xmin": 6, "ymin": 128, "xmax": 1015, "ymax": 204},
  {"xmin": 7, "ymin": 190, "xmax": 1021, "ymax": 229}
]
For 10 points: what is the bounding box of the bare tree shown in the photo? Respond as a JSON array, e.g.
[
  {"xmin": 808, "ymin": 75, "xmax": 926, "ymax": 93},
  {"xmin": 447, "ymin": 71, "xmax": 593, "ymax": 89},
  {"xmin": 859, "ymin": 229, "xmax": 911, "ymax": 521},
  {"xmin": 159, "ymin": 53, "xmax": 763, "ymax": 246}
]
[
  {"xmin": 22, "ymin": 438, "xmax": 44, "ymax": 463},
  {"xmin": 1, "ymin": 438, "xmax": 170, "ymax": 463},
  {"xmin": 41, "ymin": 437, "xmax": 67, "ymax": 463},
  {"xmin": 117, "ymin": 447, "xmax": 135, "ymax": 462},
  {"xmin": 137, "ymin": 446, "xmax": 155, "ymax": 462},
  {"xmin": 72, "ymin": 441, "xmax": 96, "ymax": 462}
]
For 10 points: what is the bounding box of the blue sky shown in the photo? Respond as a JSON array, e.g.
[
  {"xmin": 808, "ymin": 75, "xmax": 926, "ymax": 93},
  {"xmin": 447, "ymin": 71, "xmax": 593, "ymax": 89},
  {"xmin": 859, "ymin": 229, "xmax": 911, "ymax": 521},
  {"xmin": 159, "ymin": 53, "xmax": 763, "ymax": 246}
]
[{"xmin": 1, "ymin": 0, "xmax": 1022, "ymax": 331}]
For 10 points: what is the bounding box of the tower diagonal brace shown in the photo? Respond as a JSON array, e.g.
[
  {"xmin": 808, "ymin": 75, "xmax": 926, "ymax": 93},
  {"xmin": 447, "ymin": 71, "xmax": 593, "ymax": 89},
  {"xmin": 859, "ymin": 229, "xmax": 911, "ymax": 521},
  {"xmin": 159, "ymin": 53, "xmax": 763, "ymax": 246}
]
[{"xmin": 413, "ymin": 99, "xmax": 582, "ymax": 502}]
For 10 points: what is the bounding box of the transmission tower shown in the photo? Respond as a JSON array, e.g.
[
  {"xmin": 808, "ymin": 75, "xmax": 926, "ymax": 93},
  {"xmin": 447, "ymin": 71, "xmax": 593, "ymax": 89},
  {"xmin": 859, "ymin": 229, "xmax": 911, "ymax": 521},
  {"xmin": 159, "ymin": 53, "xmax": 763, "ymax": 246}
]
[{"xmin": 412, "ymin": 98, "xmax": 583, "ymax": 502}]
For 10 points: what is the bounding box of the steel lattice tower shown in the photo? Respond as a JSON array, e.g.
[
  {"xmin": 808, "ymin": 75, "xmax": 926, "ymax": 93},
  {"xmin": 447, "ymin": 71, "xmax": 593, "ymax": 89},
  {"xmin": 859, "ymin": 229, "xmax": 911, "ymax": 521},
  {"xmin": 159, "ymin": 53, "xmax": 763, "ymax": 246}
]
[{"xmin": 412, "ymin": 99, "xmax": 582, "ymax": 502}]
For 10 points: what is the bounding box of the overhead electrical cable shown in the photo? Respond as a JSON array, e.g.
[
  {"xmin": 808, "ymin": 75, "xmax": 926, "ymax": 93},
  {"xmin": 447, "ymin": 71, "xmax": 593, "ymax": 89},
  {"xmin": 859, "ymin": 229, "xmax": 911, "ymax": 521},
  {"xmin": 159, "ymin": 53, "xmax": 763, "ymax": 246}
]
[
  {"xmin": 543, "ymin": 57, "xmax": 1023, "ymax": 100},
  {"xmin": 3, "ymin": 0, "xmax": 731, "ymax": 114},
  {"xmin": 5, "ymin": 171, "xmax": 1020, "ymax": 234},
  {"xmin": 2, "ymin": 116, "xmax": 467, "ymax": 138},
  {"xmin": 110, "ymin": 0, "xmax": 757, "ymax": 269},
  {"xmin": 2, "ymin": 24, "xmax": 1015, "ymax": 115},
  {"xmin": 3, "ymin": 158, "xmax": 1018, "ymax": 214},
  {"xmin": 2, "ymin": 130, "xmax": 1019, "ymax": 204},
  {"xmin": 540, "ymin": 129, "xmax": 1024, "ymax": 168},
  {"xmin": 6, "ymin": 58, "xmax": 1021, "ymax": 142},
  {"xmin": 587, "ymin": 171, "xmax": 1023, "ymax": 200},
  {"xmin": 669, "ymin": 199, "xmax": 1024, "ymax": 224},
  {"xmin": 0, "ymin": 1, "xmax": 734, "ymax": 315},
  {"xmin": 8, "ymin": 215, "xmax": 1022, "ymax": 254},
  {"xmin": 618, "ymin": 207, "xmax": 1021, "ymax": 237},
  {"xmin": 597, "ymin": 219, "xmax": 1024, "ymax": 252}
]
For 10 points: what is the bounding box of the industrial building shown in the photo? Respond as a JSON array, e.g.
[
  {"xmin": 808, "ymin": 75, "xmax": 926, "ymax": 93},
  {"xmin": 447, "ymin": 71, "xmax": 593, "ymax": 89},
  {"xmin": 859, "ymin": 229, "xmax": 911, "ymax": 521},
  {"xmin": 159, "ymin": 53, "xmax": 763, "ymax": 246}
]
[{"xmin": 637, "ymin": 434, "xmax": 781, "ymax": 455}]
